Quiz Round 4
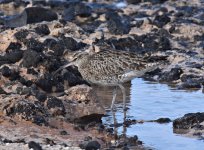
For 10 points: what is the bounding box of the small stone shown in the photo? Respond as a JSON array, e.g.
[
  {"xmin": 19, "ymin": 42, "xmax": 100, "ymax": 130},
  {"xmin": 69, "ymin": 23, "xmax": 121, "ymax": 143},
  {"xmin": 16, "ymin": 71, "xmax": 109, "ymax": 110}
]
[
  {"xmin": 21, "ymin": 50, "xmax": 42, "ymax": 68},
  {"xmin": 19, "ymin": 77, "xmax": 33, "ymax": 87},
  {"xmin": 60, "ymin": 130, "xmax": 68, "ymax": 135},
  {"xmin": 47, "ymin": 97, "xmax": 64, "ymax": 109},
  {"xmin": 159, "ymin": 68, "xmax": 183, "ymax": 82},
  {"xmin": 84, "ymin": 136, "xmax": 92, "ymax": 141},
  {"xmin": 25, "ymin": 38, "xmax": 44, "ymax": 52},
  {"xmin": 62, "ymin": 36, "xmax": 86, "ymax": 51},
  {"xmin": 28, "ymin": 141, "xmax": 42, "ymax": 150},
  {"xmin": 6, "ymin": 42, "xmax": 22, "ymax": 51},
  {"xmin": 1, "ymin": 67, "xmax": 20, "ymax": 80},
  {"xmin": 36, "ymin": 73, "xmax": 63, "ymax": 92},
  {"xmin": 45, "ymin": 138, "xmax": 55, "ymax": 146},
  {"xmin": 63, "ymin": 67, "xmax": 88, "ymax": 87},
  {"xmin": 27, "ymin": 68, "xmax": 38, "ymax": 75},
  {"xmin": 155, "ymin": 118, "xmax": 171, "ymax": 123},
  {"xmin": 14, "ymin": 29, "xmax": 29, "ymax": 42},
  {"xmin": 9, "ymin": 71, "xmax": 20, "ymax": 81},
  {"xmin": 49, "ymin": 40, "xmax": 65, "ymax": 56},
  {"xmin": 35, "ymin": 24, "xmax": 50, "ymax": 35},
  {"xmin": 153, "ymin": 14, "xmax": 171, "ymax": 28},
  {"xmin": 85, "ymin": 141, "xmax": 101, "ymax": 150},
  {"xmin": 1, "ymin": 66, "xmax": 11, "ymax": 77},
  {"xmin": 35, "ymin": 92, "xmax": 47, "ymax": 102}
]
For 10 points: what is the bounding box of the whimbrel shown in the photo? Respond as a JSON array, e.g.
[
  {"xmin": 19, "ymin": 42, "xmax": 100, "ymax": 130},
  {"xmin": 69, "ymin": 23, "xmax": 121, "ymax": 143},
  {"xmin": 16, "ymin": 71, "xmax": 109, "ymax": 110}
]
[{"xmin": 54, "ymin": 49, "xmax": 167, "ymax": 110}]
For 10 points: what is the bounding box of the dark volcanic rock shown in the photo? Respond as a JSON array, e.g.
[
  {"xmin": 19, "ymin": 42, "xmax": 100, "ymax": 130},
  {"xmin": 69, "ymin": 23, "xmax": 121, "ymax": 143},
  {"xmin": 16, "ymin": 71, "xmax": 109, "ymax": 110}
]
[
  {"xmin": 14, "ymin": 29, "xmax": 29, "ymax": 42},
  {"xmin": 35, "ymin": 92, "xmax": 47, "ymax": 102},
  {"xmin": 80, "ymin": 20, "xmax": 102, "ymax": 33},
  {"xmin": 106, "ymin": 12, "xmax": 130, "ymax": 35},
  {"xmin": 155, "ymin": 118, "xmax": 171, "ymax": 123},
  {"xmin": 1, "ymin": 66, "xmax": 20, "ymax": 80},
  {"xmin": 0, "ymin": 49, "xmax": 23, "ymax": 65},
  {"xmin": 6, "ymin": 42, "xmax": 22, "ymax": 51},
  {"xmin": 178, "ymin": 80, "xmax": 201, "ymax": 90},
  {"xmin": 62, "ymin": 2, "xmax": 92, "ymax": 21},
  {"xmin": 43, "ymin": 38, "xmax": 65, "ymax": 56},
  {"xmin": 63, "ymin": 67, "xmax": 89, "ymax": 87},
  {"xmin": 85, "ymin": 141, "xmax": 101, "ymax": 150},
  {"xmin": 1, "ymin": 66, "xmax": 12, "ymax": 77},
  {"xmin": 42, "ymin": 56, "xmax": 62, "ymax": 72},
  {"xmin": 19, "ymin": 77, "xmax": 33, "ymax": 87},
  {"xmin": 25, "ymin": 38, "xmax": 44, "ymax": 52},
  {"xmin": 159, "ymin": 68, "xmax": 183, "ymax": 82},
  {"xmin": 179, "ymin": 74, "xmax": 202, "ymax": 90},
  {"xmin": 21, "ymin": 50, "xmax": 42, "ymax": 68},
  {"xmin": 180, "ymin": 74, "xmax": 201, "ymax": 82},
  {"xmin": 34, "ymin": 24, "xmax": 50, "ymax": 36},
  {"xmin": 28, "ymin": 141, "xmax": 42, "ymax": 150},
  {"xmin": 107, "ymin": 37, "xmax": 142, "ymax": 52},
  {"xmin": 27, "ymin": 68, "xmax": 38, "ymax": 75},
  {"xmin": 173, "ymin": 113, "xmax": 204, "ymax": 129},
  {"xmin": 138, "ymin": 32, "xmax": 171, "ymax": 52},
  {"xmin": 79, "ymin": 140, "xmax": 101, "ymax": 150},
  {"xmin": 126, "ymin": 0, "xmax": 142, "ymax": 4},
  {"xmin": 145, "ymin": 0, "xmax": 168, "ymax": 4},
  {"xmin": 50, "ymin": 41, "xmax": 65, "ymax": 56},
  {"xmin": 36, "ymin": 73, "xmax": 64, "ymax": 93},
  {"xmin": 25, "ymin": 7, "xmax": 58, "ymax": 24},
  {"xmin": 62, "ymin": 36, "xmax": 87, "ymax": 51},
  {"xmin": 60, "ymin": 130, "xmax": 68, "ymax": 135},
  {"xmin": 46, "ymin": 97, "xmax": 65, "ymax": 116},
  {"xmin": 5, "ymin": 100, "xmax": 46, "ymax": 125},
  {"xmin": 108, "ymin": 33, "xmax": 171, "ymax": 53},
  {"xmin": 153, "ymin": 14, "xmax": 171, "ymax": 28}
]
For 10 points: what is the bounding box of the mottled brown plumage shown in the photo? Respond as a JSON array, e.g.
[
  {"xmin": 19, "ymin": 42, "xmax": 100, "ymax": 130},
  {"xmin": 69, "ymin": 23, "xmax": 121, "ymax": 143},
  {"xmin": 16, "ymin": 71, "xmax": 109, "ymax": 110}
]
[{"xmin": 55, "ymin": 50, "xmax": 167, "ymax": 110}]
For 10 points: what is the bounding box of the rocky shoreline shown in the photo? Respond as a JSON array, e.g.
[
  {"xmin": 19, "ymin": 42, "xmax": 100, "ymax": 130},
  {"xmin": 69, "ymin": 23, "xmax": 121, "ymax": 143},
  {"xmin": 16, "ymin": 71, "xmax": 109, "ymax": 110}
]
[{"xmin": 0, "ymin": 0, "xmax": 204, "ymax": 149}]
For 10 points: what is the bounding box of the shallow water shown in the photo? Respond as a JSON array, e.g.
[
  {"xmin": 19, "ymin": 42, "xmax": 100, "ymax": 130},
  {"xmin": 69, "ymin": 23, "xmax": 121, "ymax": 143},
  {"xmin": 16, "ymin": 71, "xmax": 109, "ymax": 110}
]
[{"xmin": 99, "ymin": 78, "xmax": 204, "ymax": 150}]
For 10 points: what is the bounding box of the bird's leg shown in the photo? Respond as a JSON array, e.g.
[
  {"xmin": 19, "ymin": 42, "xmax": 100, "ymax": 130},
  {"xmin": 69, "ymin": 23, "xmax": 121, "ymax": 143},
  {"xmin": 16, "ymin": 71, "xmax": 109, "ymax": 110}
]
[
  {"xmin": 111, "ymin": 86, "xmax": 117, "ymax": 111},
  {"xmin": 118, "ymin": 84, "xmax": 127, "ymax": 111},
  {"xmin": 118, "ymin": 84, "xmax": 127, "ymax": 140},
  {"xmin": 112, "ymin": 111, "xmax": 118, "ymax": 140},
  {"xmin": 123, "ymin": 109, "xmax": 127, "ymax": 138}
]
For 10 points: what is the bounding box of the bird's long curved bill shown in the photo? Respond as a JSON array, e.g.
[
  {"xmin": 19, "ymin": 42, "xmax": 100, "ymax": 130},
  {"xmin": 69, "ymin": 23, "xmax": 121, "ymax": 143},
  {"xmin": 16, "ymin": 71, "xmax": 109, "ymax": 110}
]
[{"xmin": 53, "ymin": 62, "xmax": 74, "ymax": 76}]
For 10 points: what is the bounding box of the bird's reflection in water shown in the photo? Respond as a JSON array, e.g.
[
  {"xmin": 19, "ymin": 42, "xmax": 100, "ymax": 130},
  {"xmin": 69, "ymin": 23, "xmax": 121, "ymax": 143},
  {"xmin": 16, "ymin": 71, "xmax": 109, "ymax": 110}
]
[
  {"xmin": 93, "ymin": 82, "xmax": 131, "ymax": 108},
  {"xmin": 93, "ymin": 82, "xmax": 131, "ymax": 142}
]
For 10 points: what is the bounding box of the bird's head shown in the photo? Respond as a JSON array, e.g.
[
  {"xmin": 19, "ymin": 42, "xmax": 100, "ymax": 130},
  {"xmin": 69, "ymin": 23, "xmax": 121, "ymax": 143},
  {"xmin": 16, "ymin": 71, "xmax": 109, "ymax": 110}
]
[
  {"xmin": 53, "ymin": 50, "xmax": 90, "ymax": 76},
  {"xmin": 63, "ymin": 50, "xmax": 90, "ymax": 67}
]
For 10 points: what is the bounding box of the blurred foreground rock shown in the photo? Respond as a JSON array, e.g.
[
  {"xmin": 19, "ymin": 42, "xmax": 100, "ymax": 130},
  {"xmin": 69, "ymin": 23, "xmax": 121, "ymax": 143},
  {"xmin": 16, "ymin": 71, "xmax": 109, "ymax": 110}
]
[
  {"xmin": 61, "ymin": 85, "xmax": 105, "ymax": 123},
  {"xmin": 173, "ymin": 113, "xmax": 204, "ymax": 138}
]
